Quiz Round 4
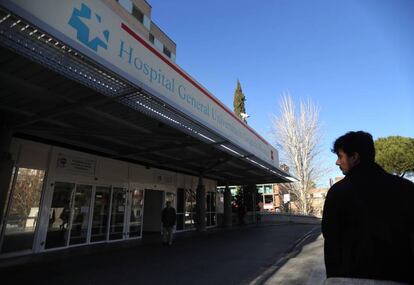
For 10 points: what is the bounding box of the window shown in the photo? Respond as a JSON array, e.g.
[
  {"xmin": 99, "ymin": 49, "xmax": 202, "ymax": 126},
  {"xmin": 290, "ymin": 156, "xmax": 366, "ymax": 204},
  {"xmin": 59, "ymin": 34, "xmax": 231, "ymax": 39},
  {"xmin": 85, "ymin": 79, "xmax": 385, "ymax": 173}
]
[
  {"xmin": 132, "ymin": 5, "xmax": 144, "ymax": 24},
  {"xmin": 264, "ymin": 195, "xmax": 273, "ymax": 204},
  {"xmin": 163, "ymin": 46, "xmax": 171, "ymax": 58},
  {"xmin": 117, "ymin": 0, "xmax": 133, "ymax": 13},
  {"xmin": 154, "ymin": 38, "xmax": 163, "ymax": 52},
  {"xmin": 149, "ymin": 33, "xmax": 154, "ymax": 44},
  {"xmin": 143, "ymin": 15, "xmax": 151, "ymax": 30},
  {"xmin": 264, "ymin": 185, "xmax": 273, "ymax": 194},
  {"xmin": 1, "ymin": 168, "xmax": 45, "ymax": 253}
]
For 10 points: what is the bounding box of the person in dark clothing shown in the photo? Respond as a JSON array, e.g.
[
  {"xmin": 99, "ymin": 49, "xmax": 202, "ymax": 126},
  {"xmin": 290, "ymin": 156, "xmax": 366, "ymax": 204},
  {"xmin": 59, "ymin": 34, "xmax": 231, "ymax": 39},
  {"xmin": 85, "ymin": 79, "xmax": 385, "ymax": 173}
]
[
  {"xmin": 161, "ymin": 201, "xmax": 176, "ymax": 245},
  {"xmin": 237, "ymin": 204, "xmax": 247, "ymax": 225},
  {"xmin": 323, "ymin": 131, "xmax": 414, "ymax": 285}
]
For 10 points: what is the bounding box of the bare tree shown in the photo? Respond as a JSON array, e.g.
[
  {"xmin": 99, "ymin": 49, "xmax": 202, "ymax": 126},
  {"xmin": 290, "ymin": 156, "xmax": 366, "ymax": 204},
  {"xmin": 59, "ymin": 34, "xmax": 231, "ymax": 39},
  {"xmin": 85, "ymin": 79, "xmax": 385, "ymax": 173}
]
[{"xmin": 272, "ymin": 93, "xmax": 324, "ymax": 215}]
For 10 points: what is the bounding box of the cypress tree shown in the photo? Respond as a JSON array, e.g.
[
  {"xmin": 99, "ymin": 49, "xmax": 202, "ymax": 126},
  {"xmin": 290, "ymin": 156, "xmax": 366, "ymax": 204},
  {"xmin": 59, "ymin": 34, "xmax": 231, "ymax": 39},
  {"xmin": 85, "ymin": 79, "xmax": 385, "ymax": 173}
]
[{"xmin": 233, "ymin": 80, "xmax": 247, "ymax": 123}]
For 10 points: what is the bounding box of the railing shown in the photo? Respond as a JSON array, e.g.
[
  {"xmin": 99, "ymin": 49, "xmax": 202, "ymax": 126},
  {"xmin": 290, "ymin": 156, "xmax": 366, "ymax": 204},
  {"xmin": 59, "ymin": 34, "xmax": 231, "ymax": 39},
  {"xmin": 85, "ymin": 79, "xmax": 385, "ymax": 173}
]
[{"xmin": 228, "ymin": 212, "xmax": 322, "ymax": 225}]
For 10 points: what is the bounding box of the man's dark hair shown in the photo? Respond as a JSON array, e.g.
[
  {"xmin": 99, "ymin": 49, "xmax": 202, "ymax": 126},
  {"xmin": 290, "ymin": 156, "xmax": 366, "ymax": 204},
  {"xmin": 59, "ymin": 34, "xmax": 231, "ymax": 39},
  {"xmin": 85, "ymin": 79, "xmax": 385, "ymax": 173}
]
[{"xmin": 332, "ymin": 131, "xmax": 375, "ymax": 162}]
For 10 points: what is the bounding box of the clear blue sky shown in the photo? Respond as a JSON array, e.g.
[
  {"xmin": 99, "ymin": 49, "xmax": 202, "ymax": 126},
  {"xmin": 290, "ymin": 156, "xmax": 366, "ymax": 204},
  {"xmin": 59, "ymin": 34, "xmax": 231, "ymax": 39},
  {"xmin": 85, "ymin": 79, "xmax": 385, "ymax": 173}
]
[{"xmin": 148, "ymin": 0, "xmax": 414, "ymax": 187}]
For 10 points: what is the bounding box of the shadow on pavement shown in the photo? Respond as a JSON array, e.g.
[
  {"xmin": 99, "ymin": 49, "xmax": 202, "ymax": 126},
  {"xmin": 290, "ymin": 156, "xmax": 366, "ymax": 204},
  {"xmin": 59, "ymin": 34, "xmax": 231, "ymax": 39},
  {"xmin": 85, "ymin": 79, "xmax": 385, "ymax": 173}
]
[{"xmin": 250, "ymin": 225, "xmax": 322, "ymax": 285}]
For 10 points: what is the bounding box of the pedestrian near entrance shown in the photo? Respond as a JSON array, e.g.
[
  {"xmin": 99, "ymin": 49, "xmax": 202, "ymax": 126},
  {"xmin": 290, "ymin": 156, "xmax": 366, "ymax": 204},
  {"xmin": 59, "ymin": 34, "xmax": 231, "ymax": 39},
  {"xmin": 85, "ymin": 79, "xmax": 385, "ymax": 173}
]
[
  {"xmin": 161, "ymin": 201, "xmax": 176, "ymax": 245},
  {"xmin": 322, "ymin": 131, "xmax": 414, "ymax": 285}
]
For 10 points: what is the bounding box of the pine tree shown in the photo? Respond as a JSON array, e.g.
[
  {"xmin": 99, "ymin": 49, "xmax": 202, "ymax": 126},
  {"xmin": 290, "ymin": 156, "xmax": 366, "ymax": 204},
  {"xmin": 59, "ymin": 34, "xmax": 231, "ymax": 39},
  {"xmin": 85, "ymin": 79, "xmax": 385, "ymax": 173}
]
[
  {"xmin": 233, "ymin": 80, "xmax": 247, "ymax": 123},
  {"xmin": 375, "ymin": 136, "xmax": 414, "ymax": 177}
]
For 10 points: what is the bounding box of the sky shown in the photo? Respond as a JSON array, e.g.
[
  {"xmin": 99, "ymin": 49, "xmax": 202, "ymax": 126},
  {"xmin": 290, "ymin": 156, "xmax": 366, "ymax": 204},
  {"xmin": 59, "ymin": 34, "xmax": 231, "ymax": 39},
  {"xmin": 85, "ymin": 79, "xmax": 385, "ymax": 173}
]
[{"xmin": 148, "ymin": 0, "xmax": 414, "ymax": 187}]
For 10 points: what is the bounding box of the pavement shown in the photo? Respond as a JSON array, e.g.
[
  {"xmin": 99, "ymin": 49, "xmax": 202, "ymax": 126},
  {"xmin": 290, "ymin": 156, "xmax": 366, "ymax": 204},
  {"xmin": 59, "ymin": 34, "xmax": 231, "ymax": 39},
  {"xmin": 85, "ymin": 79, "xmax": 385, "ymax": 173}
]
[
  {"xmin": 250, "ymin": 231, "xmax": 325, "ymax": 285},
  {"xmin": 0, "ymin": 223, "xmax": 326, "ymax": 285}
]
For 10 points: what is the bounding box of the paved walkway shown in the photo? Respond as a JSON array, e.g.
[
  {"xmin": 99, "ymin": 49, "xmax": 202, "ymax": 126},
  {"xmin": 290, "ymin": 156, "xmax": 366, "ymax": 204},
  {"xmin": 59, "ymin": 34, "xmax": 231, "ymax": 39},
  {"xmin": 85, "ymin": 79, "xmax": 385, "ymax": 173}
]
[
  {"xmin": 251, "ymin": 232, "xmax": 325, "ymax": 285},
  {"xmin": 0, "ymin": 223, "xmax": 325, "ymax": 285}
]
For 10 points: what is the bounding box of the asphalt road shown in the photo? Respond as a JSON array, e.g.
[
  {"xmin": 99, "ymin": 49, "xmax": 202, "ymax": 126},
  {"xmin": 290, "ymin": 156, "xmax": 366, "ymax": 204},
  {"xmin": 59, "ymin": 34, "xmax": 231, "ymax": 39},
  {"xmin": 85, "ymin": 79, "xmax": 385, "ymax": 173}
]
[{"xmin": 0, "ymin": 223, "xmax": 321, "ymax": 285}]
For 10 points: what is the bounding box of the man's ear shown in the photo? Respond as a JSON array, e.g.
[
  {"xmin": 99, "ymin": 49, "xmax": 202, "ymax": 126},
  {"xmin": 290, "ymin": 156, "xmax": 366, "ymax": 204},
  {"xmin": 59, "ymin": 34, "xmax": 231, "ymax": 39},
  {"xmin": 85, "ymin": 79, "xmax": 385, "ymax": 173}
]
[{"xmin": 351, "ymin": 152, "xmax": 360, "ymax": 164}]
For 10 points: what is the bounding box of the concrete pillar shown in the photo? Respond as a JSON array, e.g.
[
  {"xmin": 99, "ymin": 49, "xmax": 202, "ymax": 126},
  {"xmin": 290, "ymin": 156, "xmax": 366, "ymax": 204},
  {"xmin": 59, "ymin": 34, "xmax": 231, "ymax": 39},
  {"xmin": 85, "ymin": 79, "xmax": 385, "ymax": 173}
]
[
  {"xmin": 223, "ymin": 182, "xmax": 232, "ymax": 228},
  {"xmin": 0, "ymin": 125, "xmax": 14, "ymax": 234},
  {"xmin": 196, "ymin": 176, "xmax": 206, "ymax": 232}
]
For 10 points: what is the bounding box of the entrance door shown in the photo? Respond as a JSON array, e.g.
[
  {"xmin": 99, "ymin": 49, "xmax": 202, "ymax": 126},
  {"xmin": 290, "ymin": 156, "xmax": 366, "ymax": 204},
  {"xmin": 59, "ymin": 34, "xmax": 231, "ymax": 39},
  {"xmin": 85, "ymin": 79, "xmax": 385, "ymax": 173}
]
[
  {"xmin": 45, "ymin": 182, "xmax": 93, "ymax": 249},
  {"xmin": 45, "ymin": 183, "xmax": 139, "ymax": 247},
  {"xmin": 125, "ymin": 188, "xmax": 144, "ymax": 238},
  {"xmin": 68, "ymin": 185, "xmax": 92, "ymax": 245},
  {"xmin": 143, "ymin": 190, "xmax": 163, "ymax": 233},
  {"xmin": 90, "ymin": 186, "xmax": 111, "ymax": 242},
  {"xmin": 108, "ymin": 187, "xmax": 126, "ymax": 240}
]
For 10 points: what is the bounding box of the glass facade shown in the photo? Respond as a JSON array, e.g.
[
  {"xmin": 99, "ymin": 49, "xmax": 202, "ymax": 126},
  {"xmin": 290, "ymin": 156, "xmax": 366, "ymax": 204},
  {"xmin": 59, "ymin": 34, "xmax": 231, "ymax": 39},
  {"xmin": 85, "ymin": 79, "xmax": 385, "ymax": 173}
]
[
  {"xmin": 1, "ymin": 168, "xmax": 45, "ymax": 253},
  {"xmin": 175, "ymin": 188, "xmax": 217, "ymax": 230},
  {"xmin": 44, "ymin": 183, "xmax": 143, "ymax": 250},
  {"xmin": 184, "ymin": 189, "xmax": 196, "ymax": 229},
  {"xmin": 45, "ymin": 182, "xmax": 75, "ymax": 249},
  {"xmin": 91, "ymin": 186, "xmax": 111, "ymax": 242},
  {"xmin": 206, "ymin": 192, "xmax": 216, "ymax": 227},
  {"xmin": 128, "ymin": 189, "xmax": 144, "ymax": 238},
  {"xmin": 69, "ymin": 185, "xmax": 92, "ymax": 245},
  {"xmin": 109, "ymin": 187, "xmax": 126, "ymax": 240},
  {"xmin": 0, "ymin": 164, "xmax": 213, "ymax": 256}
]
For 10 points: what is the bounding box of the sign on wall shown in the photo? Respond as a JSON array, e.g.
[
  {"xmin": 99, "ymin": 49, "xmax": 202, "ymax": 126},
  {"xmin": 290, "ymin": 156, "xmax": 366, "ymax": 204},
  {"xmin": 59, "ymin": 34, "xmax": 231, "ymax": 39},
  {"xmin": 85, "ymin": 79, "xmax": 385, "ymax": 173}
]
[
  {"xmin": 56, "ymin": 153, "xmax": 96, "ymax": 176},
  {"xmin": 2, "ymin": 0, "xmax": 280, "ymax": 168}
]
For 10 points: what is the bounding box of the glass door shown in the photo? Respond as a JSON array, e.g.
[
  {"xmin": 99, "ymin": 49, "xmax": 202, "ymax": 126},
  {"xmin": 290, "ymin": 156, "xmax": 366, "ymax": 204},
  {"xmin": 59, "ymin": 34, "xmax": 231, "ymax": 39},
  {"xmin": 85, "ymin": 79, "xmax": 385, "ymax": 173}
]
[
  {"xmin": 90, "ymin": 186, "xmax": 111, "ymax": 242},
  {"xmin": 45, "ymin": 184, "xmax": 140, "ymax": 247},
  {"xmin": 0, "ymin": 168, "xmax": 45, "ymax": 254},
  {"xmin": 45, "ymin": 182, "xmax": 75, "ymax": 249},
  {"xmin": 68, "ymin": 185, "xmax": 92, "ymax": 245},
  {"xmin": 126, "ymin": 189, "xmax": 144, "ymax": 238},
  {"xmin": 45, "ymin": 182, "xmax": 93, "ymax": 249},
  {"xmin": 206, "ymin": 192, "xmax": 216, "ymax": 227},
  {"xmin": 165, "ymin": 192, "xmax": 175, "ymax": 207},
  {"xmin": 108, "ymin": 187, "xmax": 126, "ymax": 240}
]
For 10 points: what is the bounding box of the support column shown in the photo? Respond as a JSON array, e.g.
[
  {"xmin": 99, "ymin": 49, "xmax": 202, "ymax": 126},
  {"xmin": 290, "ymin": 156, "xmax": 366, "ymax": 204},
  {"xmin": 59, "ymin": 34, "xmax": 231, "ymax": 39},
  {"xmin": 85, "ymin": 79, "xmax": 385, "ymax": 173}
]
[
  {"xmin": 0, "ymin": 125, "xmax": 14, "ymax": 234},
  {"xmin": 223, "ymin": 182, "xmax": 232, "ymax": 228},
  {"xmin": 196, "ymin": 176, "xmax": 206, "ymax": 232}
]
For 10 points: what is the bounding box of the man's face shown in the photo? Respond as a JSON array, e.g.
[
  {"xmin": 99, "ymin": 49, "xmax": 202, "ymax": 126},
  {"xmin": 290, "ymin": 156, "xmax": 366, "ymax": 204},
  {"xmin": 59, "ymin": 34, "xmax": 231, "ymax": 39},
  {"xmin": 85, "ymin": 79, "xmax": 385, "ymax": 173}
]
[{"xmin": 336, "ymin": 149, "xmax": 360, "ymax": 175}]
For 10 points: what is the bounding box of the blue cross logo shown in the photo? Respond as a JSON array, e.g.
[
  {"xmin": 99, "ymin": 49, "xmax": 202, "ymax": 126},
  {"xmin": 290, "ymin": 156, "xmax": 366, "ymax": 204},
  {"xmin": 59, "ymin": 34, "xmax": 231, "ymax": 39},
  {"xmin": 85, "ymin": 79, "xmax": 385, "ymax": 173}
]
[{"xmin": 68, "ymin": 3, "xmax": 110, "ymax": 52}]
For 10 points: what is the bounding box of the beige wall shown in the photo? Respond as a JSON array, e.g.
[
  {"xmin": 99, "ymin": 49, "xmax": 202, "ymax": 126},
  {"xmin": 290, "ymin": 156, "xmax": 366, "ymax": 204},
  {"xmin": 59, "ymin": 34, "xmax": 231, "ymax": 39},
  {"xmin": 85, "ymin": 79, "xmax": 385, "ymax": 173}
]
[
  {"xmin": 133, "ymin": 0, "xmax": 151, "ymax": 18},
  {"xmin": 11, "ymin": 138, "xmax": 217, "ymax": 192},
  {"xmin": 103, "ymin": 0, "xmax": 149, "ymax": 40},
  {"xmin": 103, "ymin": 0, "xmax": 176, "ymax": 57},
  {"xmin": 150, "ymin": 22, "xmax": 176, "ymax": 55}
]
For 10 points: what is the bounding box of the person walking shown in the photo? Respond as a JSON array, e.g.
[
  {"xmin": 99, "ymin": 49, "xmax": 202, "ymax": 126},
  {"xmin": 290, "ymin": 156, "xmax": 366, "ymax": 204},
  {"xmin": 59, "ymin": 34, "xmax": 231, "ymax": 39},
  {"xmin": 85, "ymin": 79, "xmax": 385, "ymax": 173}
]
[
  {"xmin": 322, "ymin": 131, "xmax": 414, "ymax": 285},
  {"xmin": 161, "ymin": 201, "xmax": 176, "ymax": 246}
]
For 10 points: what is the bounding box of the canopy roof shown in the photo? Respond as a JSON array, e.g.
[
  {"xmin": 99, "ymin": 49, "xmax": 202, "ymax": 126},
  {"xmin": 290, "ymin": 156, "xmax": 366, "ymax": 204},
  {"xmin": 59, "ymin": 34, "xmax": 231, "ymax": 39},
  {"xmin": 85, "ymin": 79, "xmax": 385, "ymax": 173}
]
[{"xmin": 0, "ymin": 5, "xmax": 292, "ymax": 185}]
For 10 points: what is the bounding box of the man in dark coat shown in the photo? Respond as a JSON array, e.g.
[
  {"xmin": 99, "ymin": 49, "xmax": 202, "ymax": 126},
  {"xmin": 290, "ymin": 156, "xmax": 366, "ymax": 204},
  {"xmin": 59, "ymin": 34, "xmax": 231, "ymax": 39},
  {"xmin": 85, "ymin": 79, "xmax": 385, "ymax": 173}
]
[
  {"xmin": 161, "ymin": 201, "xmax": 176, "ymax": 245},
  {"xmin": 323, "ymin": 131, "xmax": 414, "ymax": 284}
]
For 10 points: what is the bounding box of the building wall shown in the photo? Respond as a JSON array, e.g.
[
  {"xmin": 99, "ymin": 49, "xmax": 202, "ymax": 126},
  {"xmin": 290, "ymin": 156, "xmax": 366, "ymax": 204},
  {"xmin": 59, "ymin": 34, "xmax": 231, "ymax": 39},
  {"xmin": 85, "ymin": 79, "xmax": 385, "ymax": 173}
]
[
  {"xmin": 1, "ymin": 138, "xmax": 217, "ymax": 257},
  {"xmin": 10, "ymin": 138, "xmax": 216, "ymax": 192},
  {"xmin": 103, "ymin": 0, "xmax": 149, "ymax": 43},
  {"xmin": 103, "ymin": 0, "xmax": 176, "ymax": 61}
]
